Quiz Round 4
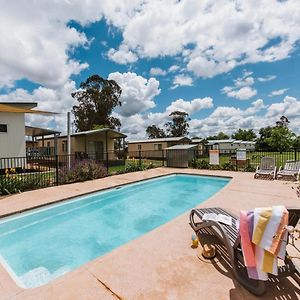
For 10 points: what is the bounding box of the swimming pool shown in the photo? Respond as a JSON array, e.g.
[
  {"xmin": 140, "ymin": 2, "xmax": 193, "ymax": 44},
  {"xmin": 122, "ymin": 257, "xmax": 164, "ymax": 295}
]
[{"xmin": 0, "ymin": 174, "xmax": 230, "ymax": 288}]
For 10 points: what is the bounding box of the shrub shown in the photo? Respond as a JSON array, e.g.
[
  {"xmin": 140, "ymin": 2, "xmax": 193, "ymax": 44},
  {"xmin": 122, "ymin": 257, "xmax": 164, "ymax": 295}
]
[
  {"xmin": 0, "ymin": 173, "xmax": 51, "ymax": 195},
  {"xmin": 125, "ymin": 160, "xmax": 146, "ymax": 172},
  {"xmin": 58, "ymin": 160, "xmax": 107, "ymax": 184},
  {"xmin": 189, "ymin": 159, "xmax": 210, "ymax": 169},
  {"xmin": 244, "ymin": 165, "xmax": 256, "ymax": 172},
  {"xmin": 221, "ymin": 161, "xmax": 236, "ymax": 171}
]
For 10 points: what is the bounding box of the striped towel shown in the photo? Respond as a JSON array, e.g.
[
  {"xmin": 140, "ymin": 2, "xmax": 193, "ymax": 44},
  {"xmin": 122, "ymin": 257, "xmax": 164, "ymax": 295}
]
[{"xmin": 239, "ymin": 206, "xmax": 288, "ymax": 280}]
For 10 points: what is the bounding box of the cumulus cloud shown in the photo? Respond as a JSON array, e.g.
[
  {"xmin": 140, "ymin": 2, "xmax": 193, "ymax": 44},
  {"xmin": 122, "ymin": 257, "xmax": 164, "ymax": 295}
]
[
  {"xmin": 0, "ymin": 81, "xmax": 77, "ymax": 133},
  {"xmin": 221, "ymin": 71, "xmax": 257, "ymax": 100},
  {"xmin": 171, "ymin": 74, "xmax": 193, "ymax": 89},
  {"xmin": 104, "ymin": 0, "xmax": 300, "ymax": 78},
  {"xmin": 165, "ymin": 97, "xmax": 213, "ymax": 115},
  {"xmin": 121, "ymin": 97, "xmax": 213, "ymax": 139},
  {"xmin": 107, "ymin": 45, "xmax": 138, "ymax": 64},
  {"xmin": 108, "ymin": 72, "xmax": 160, "ymax": 117},
  {"xmin": 268, "ymin": 88, "xmax": 289, "ymax": 97},
  {"xmin": 0, "ymin": 1, "xmax": 102, "ymax": 88},
  {"xmin": 149, "ymin": 67, "xmax": 167, "ymax": 76}
]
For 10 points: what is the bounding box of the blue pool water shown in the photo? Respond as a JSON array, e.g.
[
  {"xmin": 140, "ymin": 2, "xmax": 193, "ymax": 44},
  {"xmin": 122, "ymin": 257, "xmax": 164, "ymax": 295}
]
[{"xmin": 0, "ymin": 174, "xmax": 229, "ymax": 288}]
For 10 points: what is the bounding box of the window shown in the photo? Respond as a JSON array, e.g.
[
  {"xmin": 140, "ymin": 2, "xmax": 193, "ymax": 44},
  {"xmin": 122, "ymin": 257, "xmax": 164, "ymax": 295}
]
[
  {"xmin": 154, "ymin": 143, "xmax": 162, "ymax": 150},
  {"xmin": 0, "ymin": 124, "xmax": 7, "ymax": 132},
  {"xmin": 62, "ymin": 140, "xmax": 68, "ymax": 153},
  {"xmin": 138, "ymin": 144, "xmax": 142, "ymax": 150}
]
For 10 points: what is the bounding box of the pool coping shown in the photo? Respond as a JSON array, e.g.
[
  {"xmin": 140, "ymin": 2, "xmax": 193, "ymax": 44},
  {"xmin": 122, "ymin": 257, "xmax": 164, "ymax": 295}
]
[{"xmin": 0, "ymin": 167, "xmax": 298, "ymax": 300}]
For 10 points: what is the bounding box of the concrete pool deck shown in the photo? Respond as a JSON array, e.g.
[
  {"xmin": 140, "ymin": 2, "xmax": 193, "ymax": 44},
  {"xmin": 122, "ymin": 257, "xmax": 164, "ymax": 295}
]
[{"xmin": 0, "ymin": 168, "xmax": 299, "ymax": 300}]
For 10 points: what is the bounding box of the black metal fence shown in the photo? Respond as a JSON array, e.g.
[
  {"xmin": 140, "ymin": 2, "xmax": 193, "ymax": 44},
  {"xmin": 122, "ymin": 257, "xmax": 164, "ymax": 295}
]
[
  {"xmin": 1, "ymin": 148, "xmax": 300, "ymax": 195},
  {"xmin": 193, "ymin": 148, "xmax": 300, "ymax": 171},
  {"xmin": 0, "ymin": 150, "xmax": 165, "ymax": 195}
]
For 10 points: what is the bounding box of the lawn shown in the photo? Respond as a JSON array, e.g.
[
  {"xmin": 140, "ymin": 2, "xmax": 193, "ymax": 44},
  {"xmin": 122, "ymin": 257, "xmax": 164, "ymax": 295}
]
[{"xmin": 197, "ymin": 150, "xmax": 300, "ymax": 170}]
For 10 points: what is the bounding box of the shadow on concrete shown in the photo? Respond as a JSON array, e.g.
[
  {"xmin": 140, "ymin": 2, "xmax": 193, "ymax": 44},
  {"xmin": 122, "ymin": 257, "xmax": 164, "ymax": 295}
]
[{"xmin": 197, "ymin": 229, "xmax": 300, "ymax": 300}]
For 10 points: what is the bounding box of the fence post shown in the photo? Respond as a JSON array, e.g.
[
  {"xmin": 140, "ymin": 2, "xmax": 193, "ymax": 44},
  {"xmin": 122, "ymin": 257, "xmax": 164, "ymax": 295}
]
[
  {"xmin": 161, "ymin": 149, "xmax": 164, "ymax": 167},
  {"xmin": 294, "ymin": 148, "xmax": 297, "ymax": 161},
  {"xmin": 139, "ymin": 150, "xmax": 141, "ymax": 167},
  {"xmin": 106, "ymin": 152, "xmax": 109, "ymax": 173},
  {"xmin": 55, "ymin": 155, "xmax": 59, "ymax": 185}
]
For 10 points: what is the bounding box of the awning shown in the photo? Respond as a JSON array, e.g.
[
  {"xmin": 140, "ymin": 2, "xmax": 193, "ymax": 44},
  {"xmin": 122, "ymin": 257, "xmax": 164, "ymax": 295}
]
[
  {"xmin": 25, "ymin": 126, "xmax": 60, "ymax": 137},
  {"xmin": 0, "ymin": 103, "xmax": 58, "ymax": 115}
]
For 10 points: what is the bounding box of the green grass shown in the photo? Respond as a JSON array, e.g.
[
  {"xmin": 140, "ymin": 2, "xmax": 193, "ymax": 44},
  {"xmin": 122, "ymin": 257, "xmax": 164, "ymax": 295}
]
[
  {"xmin": 196, "ymin": 150, "xmax": 300, "ymax": 169},
  {"xmin": 108, "ymin": 158, "xmax": 164, "ymax": 175}
]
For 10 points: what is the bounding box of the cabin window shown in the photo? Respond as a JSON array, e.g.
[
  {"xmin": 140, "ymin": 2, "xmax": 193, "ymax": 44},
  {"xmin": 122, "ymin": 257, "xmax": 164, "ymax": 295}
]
[
  {"xmin": 154, "ymin": 143, "xmax": 162, "ymax": 150},
  {"xmin": 138, "ymin": 144, "xmax": 142, "ymax": 150},
  {"xmin": 0, "ymin": 124, "xmax": 7, "ymax": 133},
  {"xmin": 62, "ymin": 140, "xmax": 68, "ymax": 153}
]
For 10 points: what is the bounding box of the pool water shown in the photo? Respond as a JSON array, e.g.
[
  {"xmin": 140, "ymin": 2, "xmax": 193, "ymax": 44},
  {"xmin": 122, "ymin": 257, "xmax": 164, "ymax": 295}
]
[{"xmin": 0, "ymin": 174, "xmax": 230, "ymax": 288}]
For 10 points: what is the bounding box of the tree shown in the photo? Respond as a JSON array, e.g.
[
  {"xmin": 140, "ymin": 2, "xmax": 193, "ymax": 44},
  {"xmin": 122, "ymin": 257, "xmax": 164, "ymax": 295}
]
[
  {"xmin": 266, "ymin": 126, "xmax": 295, "ymax": 152},
  {"xmin": 165, "ymin": 111, "xmax": 190, "ymax": 137},
  {"xmin": 207, "ymin": 132, "xmax": 230, "ymax": 140},
  {"xmin": 276, "ymin": 115, "xmax": 290, "ymax": 128},
  {"xmin": 231, "ymin": 129, "xmax": 256, "ymax": 141},
  {"xmin": 256, "ymin": 126, "xmax": 273, "ymax": 150},
  {"xmin": 72, "ymin": 74, "xmax": 122, "ymax": 131},
  {"xmin": 146, "ymin": 125, "xmax": 166, "ymax": 138}
]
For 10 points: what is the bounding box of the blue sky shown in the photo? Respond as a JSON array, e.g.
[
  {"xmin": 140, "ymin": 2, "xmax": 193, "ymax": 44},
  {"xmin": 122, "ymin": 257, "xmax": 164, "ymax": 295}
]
[{"xmin": 0, "ymin": 1, "xmax": 300, "ymax": 138}]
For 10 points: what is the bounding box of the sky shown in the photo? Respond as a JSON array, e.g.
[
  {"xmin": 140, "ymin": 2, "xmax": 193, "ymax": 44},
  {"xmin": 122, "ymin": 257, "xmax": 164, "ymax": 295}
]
[{"xmin": 0, "ymin": 0, "xmax": 300, "ymax": 140}]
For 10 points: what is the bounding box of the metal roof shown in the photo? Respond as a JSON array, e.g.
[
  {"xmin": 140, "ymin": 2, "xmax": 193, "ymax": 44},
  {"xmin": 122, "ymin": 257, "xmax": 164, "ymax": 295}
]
[
  {"xmin": 190, "ymin": 138, "xmax": 204, "ymax": 143},
  {"xmin": 166, "ymin": 144, "xmax": 197, "ymax": 150},
  {"xmin": 207, "ymin": 139, "xmax": 235, "ymax": 144},
  {"xmin": 0, "ymin": 102, "xmax": 57, "ymax": 115},
  {"xmin": 41, "ymin": 128, "xmax": 126, "ymax": 139},
  {"xmin": 128, "ymin": 137, "xmax": 190, "ymax": 143},
  {"xmin": 25, "ymin": 126, "xmax": 61, "ymax": 137}
]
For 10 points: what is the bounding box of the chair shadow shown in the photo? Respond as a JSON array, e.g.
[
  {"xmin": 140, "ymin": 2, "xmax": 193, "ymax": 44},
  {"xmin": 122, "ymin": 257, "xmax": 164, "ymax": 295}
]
[{"xmin": 196, "ymin": 228, "xmax": 300, "ymax": 300}]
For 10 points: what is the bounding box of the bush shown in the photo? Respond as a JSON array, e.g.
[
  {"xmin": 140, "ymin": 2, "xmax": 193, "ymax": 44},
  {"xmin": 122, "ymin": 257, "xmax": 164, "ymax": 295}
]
[
  {"xmin": 58, "ymin": 160, "xmax": 107, "ymax": 184},
  {"xmin": 221, "ymin": 161, "xmax": 236, "ymax": 171},
  {"xmin": 244, "ymin": 165, "xmax": 256, "ymax": 172},
  {"xmin": 125, "ymin": 160, "xmax": 146, "ymax": 172},
  {"xmin": 0, "ymin": 173, "xmax": 51, "ymax": 195},
  {"xmin": 189, "ymin": 159, "xmax": 211, "ymax": 169}
]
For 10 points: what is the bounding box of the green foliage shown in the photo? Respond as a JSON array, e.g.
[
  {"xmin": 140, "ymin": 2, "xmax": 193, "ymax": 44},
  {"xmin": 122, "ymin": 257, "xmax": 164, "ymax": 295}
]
[
  {"xmin": 189, "ymin": 159, "xmax": 210, "ymax": 169},
  {"xmin": 266, "ymin": 127, "xmax": 295, "ymax": 152},
  {"xmin": 72, "ymin": 74, "xmax": 122, "ymax": 131},
  {"xmin": 165, "ymin": 111, "xmax": 190, "ymax": 137},
  {"xmin": 231, "ymin": 129, "xmax": 256, "ymax": 141},
  {"xmin": 58, "ymin": 160, "xmax": 107, "ymax": 184},
  {"xmin": 146, "ymin": 125, "xmax": 166, "ymax": 138},
  {"xmin": 256, "ymin": 126, "xmax": 273, "ymax": 150},
  {"xmin": 244, "ymin": 165, "xmax": 256, "ymax": 172},
  {"xmin": 207, "ymin": 132, "xmax": 230, "ymax": 140},
  {"xmin": 221, "ymin": 161, "xmax": 235, "ymax": 171},
  {"xmin": 0, "ymin": 174, "xmax": 51, "ymax": 195}
]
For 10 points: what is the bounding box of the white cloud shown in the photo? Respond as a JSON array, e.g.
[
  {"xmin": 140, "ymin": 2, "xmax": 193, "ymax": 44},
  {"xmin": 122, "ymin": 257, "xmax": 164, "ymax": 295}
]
[
  {"xmin": 104, "ymin": 0, "xmax": 300, "ymax": 78},
  {"xmin": 108, "ymin": 72, "xmax": 160, "ymax": 117},
  {"xmin": 0, "ymin": 81, "xmax": 77, "ymax": 133},
  {"xmin": 0, "ymin": 1, "xmax": 103, "ymax": 88},
  {"xmin": 149, "ymin": 67, "xmax": 167, "ymax": 76},
  {"xmin": 107, "ymin": 45, "xmax": 138, "ymax": 64},
  {"xmin": 225, "ymin": 86, "xmax": 258, "ymax": 100},
  {"xmin": 171, "ymin": 74, "xmax": 193, "ymax": 89},
  {"xmin": 221, "ymin": 72, "xmax": 257, "ymax": 100},
  {"xmin": 268, "ymin": 88, "xmax": 289, "ymax": 97},
  {"xmin": 257, "ymin": 75, "xmax": 277, "ymax": 82},
  {"xmin": 168, "ymin": 65, "xmax": 180, "ymax": 73},
  {"xmin": 165, "ymin": 97, "xmax": 213, "ymax": 115}
]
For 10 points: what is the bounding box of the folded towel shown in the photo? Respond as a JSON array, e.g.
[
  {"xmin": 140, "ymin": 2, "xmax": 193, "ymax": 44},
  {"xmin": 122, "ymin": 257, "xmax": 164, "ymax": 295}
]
[{"xmin": 239, "ymin": 206, "xmax": 289, "ymax": 280}]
